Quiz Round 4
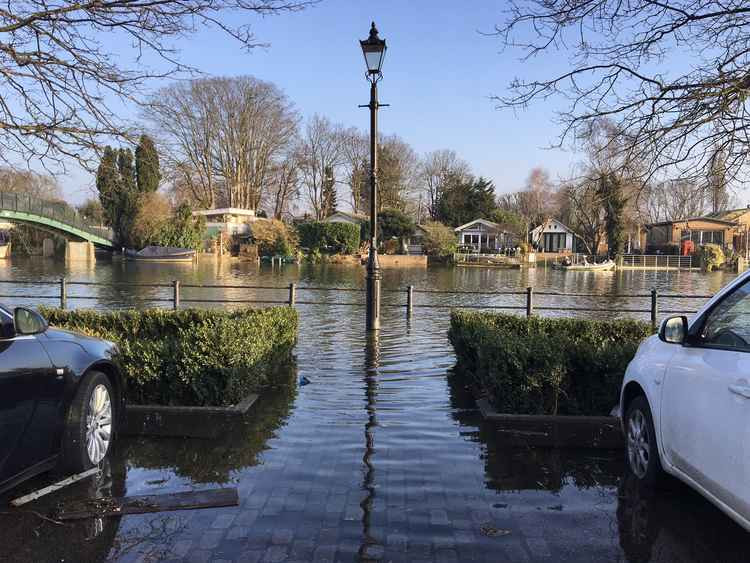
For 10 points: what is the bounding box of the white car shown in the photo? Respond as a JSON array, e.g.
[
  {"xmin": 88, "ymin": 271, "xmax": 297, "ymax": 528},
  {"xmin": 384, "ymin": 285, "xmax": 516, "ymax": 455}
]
[{"xmin": 621, "ymin": 270, "xmax": 750, "ymax": 532}]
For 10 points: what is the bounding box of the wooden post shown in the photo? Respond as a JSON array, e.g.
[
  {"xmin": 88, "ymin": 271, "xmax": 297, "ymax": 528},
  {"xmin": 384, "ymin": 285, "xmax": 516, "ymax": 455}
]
[
  {"xmin": 60, "ymin": 277, "xmax": 67, "ymax": 309},
  {"xmin": 526, "ymin": 286, "xmax": 533, "ymax": 317},
  {"xmin": 288, "ymin": 283, "xmax": 296, "ymax": 306},
  {"xmin": 172, "ymin": 280, "xmax": 180, "ymax": 311},
  {"xmin": 651, "ymin": 288, "xmax": 658, "ymax": 331},
  {"xmin": 406, "ymin": 285, "xmax": 414, "ymax": 319}
]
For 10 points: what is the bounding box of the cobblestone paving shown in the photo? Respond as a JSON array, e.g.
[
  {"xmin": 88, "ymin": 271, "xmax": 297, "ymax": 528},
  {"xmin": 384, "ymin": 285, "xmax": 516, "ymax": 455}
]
[{"xmin": 2, "ymin": 310, "xmax": 749, "ymax": 562}]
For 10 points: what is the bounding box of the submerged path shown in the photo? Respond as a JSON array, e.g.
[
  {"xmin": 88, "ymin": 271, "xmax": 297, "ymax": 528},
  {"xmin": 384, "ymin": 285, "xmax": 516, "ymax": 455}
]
[{"xmin": 2, "ymin": 305, "xmax": 749, "ymax": 562}]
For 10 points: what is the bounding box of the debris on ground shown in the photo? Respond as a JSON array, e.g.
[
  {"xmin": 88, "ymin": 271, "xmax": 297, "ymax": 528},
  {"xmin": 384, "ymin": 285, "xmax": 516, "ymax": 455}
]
[
  {"xmin": 479, "ymin": 524, "xmax": 511, "ymax": 537},
  {"xmin": 10, "ymin": 468, "xmax": 100, "ymax": 507},
  {"xmin": 55, "ymin": 488, "xmax": 239, "ymax": 520}
]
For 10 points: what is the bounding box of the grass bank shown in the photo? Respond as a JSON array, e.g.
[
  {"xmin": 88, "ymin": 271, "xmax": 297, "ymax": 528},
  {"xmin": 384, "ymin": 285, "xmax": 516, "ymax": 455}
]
[
  {"xmin": 41, "ymin": 307, "xmax": 298, "ymax": 407},
  {"xmin": 448, "ymin": 311, "xmax": 652, "ymax": 416}
]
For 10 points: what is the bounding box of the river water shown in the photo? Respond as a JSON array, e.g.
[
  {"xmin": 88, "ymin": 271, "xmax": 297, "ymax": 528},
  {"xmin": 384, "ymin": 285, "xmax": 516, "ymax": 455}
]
[{"xmin": 1, "ymin": 257, "xmax": 748, "ymax": 562}]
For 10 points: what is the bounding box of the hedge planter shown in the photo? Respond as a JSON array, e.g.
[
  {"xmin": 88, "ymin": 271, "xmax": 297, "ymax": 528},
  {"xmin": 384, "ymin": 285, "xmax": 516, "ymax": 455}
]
[
  {"xmin": 449, "ymin": 311, "xmax": 653, "ymax": 447},
  {"xmin": 40, "ymin": 306, "xmax": 298, "ymax": 408},
  {"xmin": 122, "ymin": 394, "xmax": 259, "ymax": 439}
]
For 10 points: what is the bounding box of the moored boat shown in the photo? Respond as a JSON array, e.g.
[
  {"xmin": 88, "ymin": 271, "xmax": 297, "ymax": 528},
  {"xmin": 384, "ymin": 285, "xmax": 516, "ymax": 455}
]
[
  {"xmin": 553, "ymin": 258, "xmax": 615, "ymax": 271},
  {"xmin": 126, "ymin": 246, "xmax": 195, "ymax": 263}
]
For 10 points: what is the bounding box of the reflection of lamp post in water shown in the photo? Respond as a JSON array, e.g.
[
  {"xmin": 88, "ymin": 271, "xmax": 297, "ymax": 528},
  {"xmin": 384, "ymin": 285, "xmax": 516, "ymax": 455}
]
[
  {"xmin": 359, "ymin": 22, "xmax": 387, "ymax": 331},
  {"xmin": 358, "ymin": 331, "xmax": 380, "ymax": 558}
]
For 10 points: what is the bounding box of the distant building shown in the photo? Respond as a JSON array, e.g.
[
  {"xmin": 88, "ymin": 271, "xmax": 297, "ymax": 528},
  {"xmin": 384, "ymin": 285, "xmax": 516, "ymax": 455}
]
[
  {"xmin": 645, "ymin": 207, "xmax": 750, "ymax": 254},
  {"xmin": 322, "ymin": 211, "xmax": 367, "ymax": 225},
  {"xmin": 530, "ymin": 219, "xmax": 578, "ymax": 253},
  {"xmin": 454, "ymin": 219, "xmax": 517, "ymax": 252},
  {"xmin": 192, "ymin": 208, "xmax": 257, "ymax": 236}
]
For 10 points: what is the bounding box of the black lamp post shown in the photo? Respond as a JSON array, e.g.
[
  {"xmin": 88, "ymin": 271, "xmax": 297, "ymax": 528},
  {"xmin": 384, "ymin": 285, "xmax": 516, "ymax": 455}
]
[{"xmin": 360, "ymin": 22, "xmax": 387, "ymax": 331}]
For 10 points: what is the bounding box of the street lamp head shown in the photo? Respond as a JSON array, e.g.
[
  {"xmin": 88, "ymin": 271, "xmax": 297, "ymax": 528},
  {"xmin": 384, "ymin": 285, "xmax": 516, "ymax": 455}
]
[{"xmin": 360, "ymin": 22, "xmax": 387, "ymax": 78}]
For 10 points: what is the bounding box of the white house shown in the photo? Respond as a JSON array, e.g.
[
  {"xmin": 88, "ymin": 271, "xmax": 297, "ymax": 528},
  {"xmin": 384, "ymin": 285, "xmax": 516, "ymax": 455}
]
[
  {"xmin": 530, "ymin": 218, "xmax": 577, "ymax": 252},
  {"xmin": 322, "ymin": 211, "xmax": 367, "ymax": 225},
  {"xmin": 192, "ymin": 208, "xmax": 257, "ymax": 236},
  {"xmin": 454, "ymin": 219, "xmax": 517, "ymax": 252}
]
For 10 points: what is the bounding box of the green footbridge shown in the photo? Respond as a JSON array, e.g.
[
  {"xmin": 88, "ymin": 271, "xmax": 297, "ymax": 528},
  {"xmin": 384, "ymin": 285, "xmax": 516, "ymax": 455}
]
[{"xmin": 0, "ymin": 192, "xmax": 114, "ymax": 249}]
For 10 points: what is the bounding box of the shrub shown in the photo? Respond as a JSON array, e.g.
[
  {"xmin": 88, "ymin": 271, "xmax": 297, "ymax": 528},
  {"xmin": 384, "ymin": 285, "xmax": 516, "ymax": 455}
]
[
  {"xmin": 697, "ymin": 243, "xmax": 725, "ymax": 271},
  {"xmin": 448, "ymin": 311, "xmax": 653, "ymax": 415},
  {"xmin": 421, "ymin": 221, "xmax": 457, "ymax": 257},
  {"xmin": 147, "ymin": 203, "xmax": 206, "ymax": 251},
  {"xmin": 297, "ymin": 221, "xmax": 360, "ymax": 254},
  {"xmin": 378, "ymin": 208, "xmax": 416, "ymax": 241},
  {"xmin": 250, "ymin": 219, "xmax": 298, "ymax": 257},
  {"xmin": 40, "ymin": 306, "xmax": 298, "ymax": 407}
]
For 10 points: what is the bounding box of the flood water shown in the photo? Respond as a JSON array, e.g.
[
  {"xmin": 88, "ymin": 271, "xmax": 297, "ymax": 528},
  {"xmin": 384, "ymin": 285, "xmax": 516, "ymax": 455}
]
[{"xmin": 1, "ymin": 256, "xmax": 749, "ymax": 562}]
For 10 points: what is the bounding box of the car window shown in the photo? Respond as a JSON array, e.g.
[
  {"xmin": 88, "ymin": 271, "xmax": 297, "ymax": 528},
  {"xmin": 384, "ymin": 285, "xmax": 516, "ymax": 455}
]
[{"xmin": 700, "ymin": 280, "xmax": 750, "ymax": 351}]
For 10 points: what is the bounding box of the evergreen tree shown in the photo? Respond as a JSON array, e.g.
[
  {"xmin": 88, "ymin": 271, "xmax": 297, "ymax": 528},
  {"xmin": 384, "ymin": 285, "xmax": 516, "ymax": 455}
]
[
  {"xmin": 598, "ymin": 173, "xmax": 626, "ymax": 258},
  {"xmin": 435, "ymin": 176, "xmax": 496, "ymax": 227},
  {"xmin": 321, "ymin": 165, "xmax": 337, "ymax": 217},
  {"xmin": 96, "ymin": 146, "xmax": 118, "ymax": 227},
  {"xmin": 135, "ymin": 134, "xmax": 160, "ymax": 193},
  {"xmin": 96, "ymin": 146, "xmax": 141, "ymax": 247}
]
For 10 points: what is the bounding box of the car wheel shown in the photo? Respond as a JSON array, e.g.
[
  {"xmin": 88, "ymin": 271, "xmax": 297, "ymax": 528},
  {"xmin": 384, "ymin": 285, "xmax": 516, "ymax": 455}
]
[
  {"xmin": 62, "ymin": 371, "xmax": 116, "ymax": 472},
  {"xmin": 625, "ymin": 395, "xmax": 664, "ymax": 486}
]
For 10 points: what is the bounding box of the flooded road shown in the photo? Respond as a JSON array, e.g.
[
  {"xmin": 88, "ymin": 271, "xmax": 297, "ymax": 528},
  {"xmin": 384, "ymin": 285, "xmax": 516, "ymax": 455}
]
[{"xmin": 0, "ymin": 257, "xmax": 748, "ymax": 561}]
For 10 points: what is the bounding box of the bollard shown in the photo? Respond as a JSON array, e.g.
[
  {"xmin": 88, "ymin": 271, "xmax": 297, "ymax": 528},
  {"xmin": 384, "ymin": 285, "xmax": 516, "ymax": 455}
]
[
  {"xmin": 288, "ymin": 283, "xmax": 296, "ymax": 306},
  {"xmin": 406, "ymin": 285, "xmax": 414, "ymax": 319},
  {"xmin": 60, "ymin": 277, "xmax": 67, "ymax": 309},
  {"xmin": 651, "ymin": 288, "xmax": 658, "ymax": 331},
  {"xmin": 526, "ymin": 286, "xmax": 533, "ymax": 317},
  {"xmin": 172, "ymin": 280, "xmax": 180, "ymax": 311}
]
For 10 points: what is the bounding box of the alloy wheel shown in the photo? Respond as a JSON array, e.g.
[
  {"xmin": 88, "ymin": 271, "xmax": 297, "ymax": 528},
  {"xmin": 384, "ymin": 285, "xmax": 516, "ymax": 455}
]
[
  {"xmin": 627, "ymin": 408, "xmax": 650, "ymax": 479},
  {"xmin": 85, "ymin": 384, "xmax": 112, "ymax": 465}
]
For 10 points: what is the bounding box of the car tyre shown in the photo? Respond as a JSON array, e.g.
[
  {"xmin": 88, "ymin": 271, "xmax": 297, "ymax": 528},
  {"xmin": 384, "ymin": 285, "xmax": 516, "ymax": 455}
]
[
  {"xmin": 625, "ymin": 395, "xmax": 664, "ymax": 487},
  {"xmin": 62, "ymin": 371, "xmax": 116, "ymax": 472}
]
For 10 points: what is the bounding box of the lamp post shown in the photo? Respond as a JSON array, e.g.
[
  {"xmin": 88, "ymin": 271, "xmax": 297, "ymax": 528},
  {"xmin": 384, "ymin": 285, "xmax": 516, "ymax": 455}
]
[{"xmin": 360, "ymin": 22, "xmax": 387, "ymax": 331}]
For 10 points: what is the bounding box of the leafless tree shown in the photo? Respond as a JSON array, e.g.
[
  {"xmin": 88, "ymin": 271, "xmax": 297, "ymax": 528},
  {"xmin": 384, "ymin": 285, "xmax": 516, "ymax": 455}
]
[
  {"xmin": 144, "ymin": 76, "xmax": 298, "ymax": 209},
  {"xmin": 498, "ymin": 167, "xmax": 556, "ymax": 227},
  {"xmin": 0, "ymin": 1, "xmax": 312, "ymax": 171},
  {"xmin": 267, "ymin": 153, "xmax": 300, "ymax": 219},
  {"xmin": 376, "ymin": 134, "xmax": 419, "ymax": 211},
  {"xmin": 0, "ymin": 167, "xmax": 61, "ymax": 200},
  {"xmin": 339, "ymin": 128, "xmax": 369, "ymax": 215},
  {"xmin": 493, "ymin": 0, "xmax": 750, "ymax": 186},
  {"xmin": 297, "ymin": 115, "xmax": 344, "ymax": 220},
  {"xmin": 420, "ymin": 149, "xmax": 471, "ymax": 219}
]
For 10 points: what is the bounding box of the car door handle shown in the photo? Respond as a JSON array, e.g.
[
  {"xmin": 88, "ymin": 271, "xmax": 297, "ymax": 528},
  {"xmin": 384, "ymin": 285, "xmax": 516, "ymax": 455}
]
[{"xmin": 729, "ymin": 384, "xmax": 750, "ymax": 399}]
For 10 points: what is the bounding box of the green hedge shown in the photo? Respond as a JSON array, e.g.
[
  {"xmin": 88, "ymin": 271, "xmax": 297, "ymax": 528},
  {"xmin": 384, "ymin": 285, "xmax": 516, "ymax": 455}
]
[
  {"xmin": 297, "ymin": 221, "xmax": 360, "ymax": 254},
  {"xmin": 448, "ymin": 311, "xmax": 652, "ymax": 416},
  {"xmin": 40, "ymin": 306, "xmax": 298, "ymax": 407}
]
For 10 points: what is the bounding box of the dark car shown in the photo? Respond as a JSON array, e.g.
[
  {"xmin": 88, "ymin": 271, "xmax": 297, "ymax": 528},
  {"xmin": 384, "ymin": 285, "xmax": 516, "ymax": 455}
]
[{"xmin": 0, "ymin": 305, "xmax": 124, "ymax": 493}]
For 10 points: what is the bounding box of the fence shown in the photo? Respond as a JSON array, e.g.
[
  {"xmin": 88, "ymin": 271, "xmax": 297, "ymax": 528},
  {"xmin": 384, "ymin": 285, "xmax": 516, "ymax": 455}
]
[
  {"xmin": 620, "ymin": 254, "xmax": 694, "ymax": 270},
  {"xmin": 0, "ymin": 279, "xmax": 712, "ymax": 330}
]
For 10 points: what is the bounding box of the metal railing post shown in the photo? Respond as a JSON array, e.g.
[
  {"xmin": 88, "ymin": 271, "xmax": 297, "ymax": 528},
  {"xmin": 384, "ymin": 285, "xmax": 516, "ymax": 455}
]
[
  {"xmin": 59, "ymin": 277, "xmax": 67, "ymax": 309},
  {"xmin": 172, "ymin": 280, "xmax": 180, "ymax": 311},
  {"xmin": 651, "ymin": 288, "xmax": 658, "ymax": 331},
  {"xmin": 288, "ymin": 283, "xmax": 296, "ymax": 306},
  {"xmin": 526, "ymin": 286, "xmax": 534, "ymax": 317},
  {"xmin": 406, "ymin": 285, "xmax": 413, "ymax": 319}
]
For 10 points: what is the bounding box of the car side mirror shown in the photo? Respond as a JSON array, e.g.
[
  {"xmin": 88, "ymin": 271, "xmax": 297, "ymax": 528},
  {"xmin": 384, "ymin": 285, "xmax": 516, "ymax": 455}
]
[
  {"xmin": 13, "ymin": 307, "xmax": 48, "ymax": 336},
  {"xmin": 659, "ymin": 315, "xmax": 688, "ymax": 344}
]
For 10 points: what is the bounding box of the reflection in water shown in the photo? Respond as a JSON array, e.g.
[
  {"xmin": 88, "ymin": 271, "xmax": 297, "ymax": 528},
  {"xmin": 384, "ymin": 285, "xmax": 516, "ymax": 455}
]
[
  {"xmin": 1, "ymin": 261, "xmax": 748, "ymax": 561},
  {"xmin": 617, "ymin": 473, "xmax": 749, "ymax": 562},
  {"xmin": 358, "ymin": 332, "xmax": 380, "ymax": 559}
]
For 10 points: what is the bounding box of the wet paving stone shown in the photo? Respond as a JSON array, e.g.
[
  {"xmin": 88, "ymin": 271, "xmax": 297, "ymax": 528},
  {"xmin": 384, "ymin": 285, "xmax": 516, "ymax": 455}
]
[{"xmin": 3, "ymin": 304, "xmax": 750, "ymax": 562}]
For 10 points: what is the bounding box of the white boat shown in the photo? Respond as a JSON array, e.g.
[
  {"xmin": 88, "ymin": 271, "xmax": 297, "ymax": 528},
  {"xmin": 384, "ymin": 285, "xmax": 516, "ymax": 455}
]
[
  {"xmin": 554, "ymin": 258, "xmax": 615, "ymax": 271},
  {"xmin": 126, "ymin": 246, "xmax": 195, "ymax": 263}
]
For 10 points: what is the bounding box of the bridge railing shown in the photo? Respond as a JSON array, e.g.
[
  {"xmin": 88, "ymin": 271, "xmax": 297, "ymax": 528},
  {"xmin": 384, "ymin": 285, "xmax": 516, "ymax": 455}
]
[{"xmin": 0, "ymin": 192, "xmax": 112, "ymax": 242}]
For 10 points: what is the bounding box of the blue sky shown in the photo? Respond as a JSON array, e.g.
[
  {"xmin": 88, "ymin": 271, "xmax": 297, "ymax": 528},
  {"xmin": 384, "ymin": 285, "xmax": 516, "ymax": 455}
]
[{"xmin": 63, "ymin": 0, "xmax": 576, "ymax": 205}]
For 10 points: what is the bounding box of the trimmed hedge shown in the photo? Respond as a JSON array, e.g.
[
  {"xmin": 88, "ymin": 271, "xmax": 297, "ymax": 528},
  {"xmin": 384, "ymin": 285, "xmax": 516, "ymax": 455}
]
[
  {"xmin": 40, "ymin": 306, "xmax": 298, "ymax": 407},
  {"xmin": 297, "ymin": 221, "xmax": 360, "ymax": 254},
  {"xmin": 448, "ymin": 311, "xmax": 653, "ymax": 416}
]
